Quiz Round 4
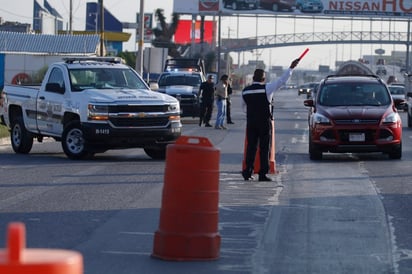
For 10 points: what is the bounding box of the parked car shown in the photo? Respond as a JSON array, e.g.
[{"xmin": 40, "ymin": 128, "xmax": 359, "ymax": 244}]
[
  {"xmin": 388, "ymin": 84, "xmax": 406, "ymax": 110},
  {"xmin": 296, "ymin": 0, "xmax": 323, "ymax": 12},
  {"xmin": 223, "ymin": 0, "xmax": 257, "ymax": 10},
  {"xmin": 298, "ymin": 82, "xmax": 319, "ymax": 98},
  {"xmin": 304, "ymin": 74, "xmax": 403, "ymax": 160},
  {"xmin": 259, "ymin": 0, "xmax": 295, "ymax": 11}
]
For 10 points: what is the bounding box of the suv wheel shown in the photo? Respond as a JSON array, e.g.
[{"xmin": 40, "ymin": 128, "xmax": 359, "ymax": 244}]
[
  {"xmin": 388, "ymin": 143, "xmax": 402, "ymax": 159},
  {"xmin": 309, "ymin": 135, "xmax": 322, "ymax": 160}
]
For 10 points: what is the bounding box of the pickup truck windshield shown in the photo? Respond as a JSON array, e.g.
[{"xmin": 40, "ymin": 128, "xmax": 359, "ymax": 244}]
[
  {"xmin": 69, "ymin": 68, "xmax": 149, "ymax": 91},
  {"xmin": 158, "ymin": 74, "xmax": 202, "ymax": 87}
]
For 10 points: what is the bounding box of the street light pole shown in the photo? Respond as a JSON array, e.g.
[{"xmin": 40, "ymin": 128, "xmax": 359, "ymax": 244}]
[
  {"xmin": 69, "ymin": 0, "xmax": 73, "ymax": 34},
  {"xmin": 137, "ymin": 0, "xmax": 145, "ymax": 75},
  {"xmin": 98, "ymin": 0, "xmax": 104, "ymax": 56}
]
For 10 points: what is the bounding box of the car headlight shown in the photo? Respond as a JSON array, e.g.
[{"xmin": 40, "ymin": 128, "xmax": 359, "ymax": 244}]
[
  {"xmin": 382, "ymin": 112, "xmax": 400, "ymax": 124},
  {"xmin": 88, "ymin": 104, "xmax": 109, "ymax": 120},
  {"xmin": 313, "ymin": 113, "xmax": 331, "ymax": 124}
]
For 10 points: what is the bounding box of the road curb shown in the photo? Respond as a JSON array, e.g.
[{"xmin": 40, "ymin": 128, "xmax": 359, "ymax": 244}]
[{"xmin": 0, "ymin": 137, "xmax": 9, "ymax": 146}]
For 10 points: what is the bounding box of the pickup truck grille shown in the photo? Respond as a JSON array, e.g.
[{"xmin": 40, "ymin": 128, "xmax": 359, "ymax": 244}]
[
  {"xmin": 107, "ymin": 104, "xmax": 173, "ymax": 127},
  {"xmin": 109, "ymin": 117, "xmax": 170, "ymax": 127},
  {"xmin": 108, "ymin": 105, "xmax": 169, "ymax": 112}
]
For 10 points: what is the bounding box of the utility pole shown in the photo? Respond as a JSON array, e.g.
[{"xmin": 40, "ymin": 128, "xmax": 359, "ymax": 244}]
[
  {"xmin": 69, "ymin": 0, "xmax": 72, "ymax": 34},
  {"xmin": 98, "ymin": 0, "xmax": 104, "ymax": 56},
  {"xmin": 136, "ymin": 0, "xmax": 145, "ymax": 75}
]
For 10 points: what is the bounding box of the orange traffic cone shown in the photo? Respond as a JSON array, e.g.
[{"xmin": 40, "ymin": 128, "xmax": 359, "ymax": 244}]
[
  {"xmin": 152, "ymin": 136, "xmax": 221, "ymax": 261},
  {"xmin": 0, "ymin": 222, "xmax": 83, "ymax": 274},
  {"xmin": 242, "ymin": 120, "xmax": 277, "ymax": 174}
]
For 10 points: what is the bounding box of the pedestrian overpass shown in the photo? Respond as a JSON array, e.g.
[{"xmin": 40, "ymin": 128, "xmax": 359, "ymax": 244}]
[{"xmin": 221, "ymin": 30, "xmax": 411, "ymax": 53}]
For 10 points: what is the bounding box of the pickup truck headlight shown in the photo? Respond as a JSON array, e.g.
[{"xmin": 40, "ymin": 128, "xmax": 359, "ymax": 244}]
[
  {"xmin": 88, "ymin": 104, "xmax": 109, "ymax": 120},
  {"xmin": 168, "ymin": 103, "xmax": 179, "ymax": 112}
]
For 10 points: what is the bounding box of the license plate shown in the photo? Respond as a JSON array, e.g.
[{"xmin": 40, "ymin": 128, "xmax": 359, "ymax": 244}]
[{"xmin": 349, "ymin": 133, "xmax": 365, "ymax": 142}]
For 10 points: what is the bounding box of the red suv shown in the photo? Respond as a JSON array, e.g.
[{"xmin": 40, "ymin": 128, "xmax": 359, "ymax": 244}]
[{"xmin": 304, "ymin": 75, "xmax": 403, "ymax": 160}]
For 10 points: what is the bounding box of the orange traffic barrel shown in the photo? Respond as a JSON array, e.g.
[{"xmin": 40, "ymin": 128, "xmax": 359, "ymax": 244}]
[
  {"xmin": 0, "ymin": 222, "xmax": 83, "ymax": 274},
  {"xmin": 152, "ymin": 136, "xmax": 221, "ymax": 261},
  {"xmin": 242, "ymin": 120, "xmax": 277, "ymax": 174}
]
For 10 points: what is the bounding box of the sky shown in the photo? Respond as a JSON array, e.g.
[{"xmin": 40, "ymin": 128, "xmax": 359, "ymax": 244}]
[{"xmin": 0, "ymin": 0, "xmax": 409, "ymax": 71}]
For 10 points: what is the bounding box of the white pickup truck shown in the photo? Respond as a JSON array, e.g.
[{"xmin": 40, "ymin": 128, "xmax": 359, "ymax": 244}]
[{"xmin": 0, "ymin": 57, "xmax": 182, "ymax": 159}]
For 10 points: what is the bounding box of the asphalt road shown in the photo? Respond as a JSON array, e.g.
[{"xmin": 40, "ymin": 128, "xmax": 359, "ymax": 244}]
[{"xmin": 1, "ymin": 89, "xmax": 412, "ymax": 273}]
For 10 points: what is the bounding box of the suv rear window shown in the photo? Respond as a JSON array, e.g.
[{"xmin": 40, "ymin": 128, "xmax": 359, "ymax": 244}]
[{"xmin": 318, "ymin": 83, "xmax": 391, "ymax": 106}]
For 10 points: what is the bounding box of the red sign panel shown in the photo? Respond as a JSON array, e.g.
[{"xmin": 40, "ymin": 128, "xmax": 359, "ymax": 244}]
[{"xmin": 174, "ymin": 20, "xmax": 215, "ymax": 44}]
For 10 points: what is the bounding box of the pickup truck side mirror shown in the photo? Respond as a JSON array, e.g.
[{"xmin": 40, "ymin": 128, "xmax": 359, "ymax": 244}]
[{"xmin": 45, "ymin": 83, "xmax": 65, "ymax": 94}]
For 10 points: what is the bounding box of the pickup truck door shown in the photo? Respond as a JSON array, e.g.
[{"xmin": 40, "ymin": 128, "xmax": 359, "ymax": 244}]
[{"xmin": 36, "ymin": 67, "xmax": 66, "ymax": 136}]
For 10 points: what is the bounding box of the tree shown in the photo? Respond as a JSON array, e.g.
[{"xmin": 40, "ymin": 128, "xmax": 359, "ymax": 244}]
[
  {"xmin": 151, "ymin": 9, "xmax": 181, "ymax": 58},
  {"xmin": 117, "ymin": 51, "xmax": 136, "ymax": 68}
]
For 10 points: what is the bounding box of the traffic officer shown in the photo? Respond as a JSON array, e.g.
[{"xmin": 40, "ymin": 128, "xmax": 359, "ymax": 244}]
[
  {"xmin": 198, "ymin": 74, "xmax": 215, "ymax": 127},
  {"xmin": 241, "ymin": 58, "xmax": 300, "ymax": 181}
]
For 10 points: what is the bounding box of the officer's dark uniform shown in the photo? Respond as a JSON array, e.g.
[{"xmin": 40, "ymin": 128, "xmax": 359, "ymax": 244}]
[
  {"xmin": 226, "ymin": 83, "xmax": 234, "ymax": 124},
  {"xmin": 198, "ymin": 78, "xmax": 215, "ymax": 126},
  {"xmin": 241, "ymin": 59, "xmax": 299, "ymax": 181},
  {"xmin": 242, "ymin": 84, "xmax": 272, "ymax": 180}
]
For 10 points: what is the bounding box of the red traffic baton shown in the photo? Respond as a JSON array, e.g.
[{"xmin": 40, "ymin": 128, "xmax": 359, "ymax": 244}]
[{"xmin": 298, "ymin": 48, "xmax": 309, "ymax": 60}]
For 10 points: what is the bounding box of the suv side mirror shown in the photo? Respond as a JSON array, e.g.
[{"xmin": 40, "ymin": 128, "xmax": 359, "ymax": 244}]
[{"xmin": 304, "ymin": 99, "xmax": 314, "ymax": 107}]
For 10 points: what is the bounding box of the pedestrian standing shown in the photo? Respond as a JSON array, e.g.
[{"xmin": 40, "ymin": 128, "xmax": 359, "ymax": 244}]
[
  {"xmin": 226, "ymin": 80, "xmax": 234, "ymax": 124},
  {"xmin": 241, "ymin": 59, "xmax": 300, "ymax": 181},
  {"xmin": 198, "ymin": 74, "xmax": 215, "ymax": 127},
  {"xmin": 214, "ymin": 74, "xmax": 229, "ymax": 130}
]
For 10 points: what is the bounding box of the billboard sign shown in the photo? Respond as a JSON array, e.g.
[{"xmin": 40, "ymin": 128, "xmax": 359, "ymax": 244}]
[
  {"xmin": 173, "ymin": 0, "xmax": 412, "ymax": 18},
  {"xmin": 199, "ymin": 0, "xmax": 220, "ymax": 11},
  {"xmin": 174, "ymin": 20, "xmax": 215, "ymax": 44},
  {"xmin": 136, "ymin": 13, "xmax": 153, "ymax": 42}
]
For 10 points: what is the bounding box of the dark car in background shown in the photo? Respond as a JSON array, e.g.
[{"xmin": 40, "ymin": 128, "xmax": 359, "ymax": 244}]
[
  {"xmin": 223, "ymin": 0, "xmax": 258, "ymax": 9},
  {"xmin": 157, "ymin": 72, "xmax": 203, "ymax": 117},
  {"xmin": 304, "ymin": 75, "xmax": 403, "ymax": 160},
  {"xmin": 388, "ymin": 84, "xmax": 406, "ymax": 110},
  {"xmin": 259, "ymin": 0, "xmax": 295, "ymax": 11},
  {"xmin": 298, "ymin": 82, "xmax": 319, "ymax": 98}
]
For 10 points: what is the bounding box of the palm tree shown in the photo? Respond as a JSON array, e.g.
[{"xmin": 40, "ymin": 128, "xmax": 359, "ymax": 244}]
[{"xmin": 151, "ymin": 9, "xmax": 181, "ymax": 58}]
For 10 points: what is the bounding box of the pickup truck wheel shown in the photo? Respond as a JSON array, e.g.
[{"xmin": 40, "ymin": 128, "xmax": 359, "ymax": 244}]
[
  {"xmin": 144, "ymin": 147, "xmax": 167, "ymax": 160},
  {"xmin": 11, "ymin": 117, "xmax": 33, "ymax": 154},
  {"xmin": 62, "ymin": 122, "xmax": 90, "ymax": 160}
]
